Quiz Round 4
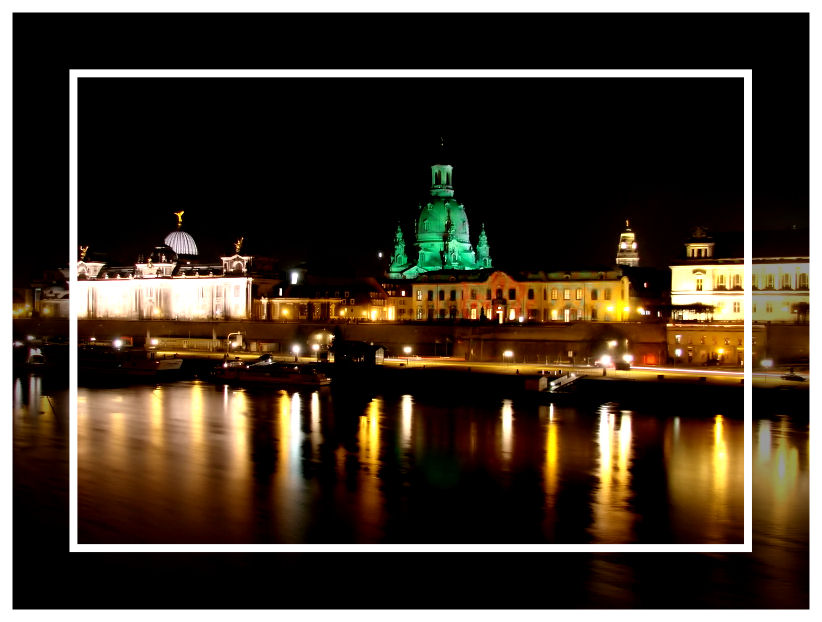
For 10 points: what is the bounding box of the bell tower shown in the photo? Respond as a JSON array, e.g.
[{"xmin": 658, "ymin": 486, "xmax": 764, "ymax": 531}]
[{"xmin": 616, "ymin": 219, "xmax": 639, "ymax": 267}]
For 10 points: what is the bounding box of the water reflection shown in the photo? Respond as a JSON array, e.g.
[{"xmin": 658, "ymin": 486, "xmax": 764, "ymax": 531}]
[
  {"xmin": 590, "ymin": 405, "xmax": 634, "ymax": 543},
  {"xmin": 72, "ymin": 381, "xmax": 759, "ymax": 545}
]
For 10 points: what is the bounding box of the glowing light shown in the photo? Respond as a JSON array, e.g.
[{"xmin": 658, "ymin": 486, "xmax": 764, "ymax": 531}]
[
  {"xmin": 623, "ymin": 306, "xmax": 630, "ymax": 314},
  {"xmin": 761, "ymin": 359, "xmax": 773, "ymax": 368},
  {"xmin": 501, "ymin": 399, "xmax": 513, "ymax": 463},
  {"xmin": 403, "ymin": 346, "xmax": 412, "ymax": 355},
  {"xmin": 717, "ymin": 348, "xmax": 724, "ymax": 355},
  {"xmin": 311, "ymin": 343, "xmax": 320, "ymax": 352},
  {"xmin": 503, "ymin": 350, "xmax": 514, "ymax": 360},
  {"xmin": 112, "ymin": 339, "xmax": 123, "ymax": 348},
  {"xmin": 370, "ymin": 309, "xmax": 378, "ymax": 321},
  {"xmin": 150, "ymin": 338, "xmax": 159, "ymax": 346},
  {"xmin": 89, "ymin": 337, "xmax": 96, "ymax": 341},
  {"xmin": 292, "ymin": 345, "xmax": 301, "ymax": 355},
  {"xmin": 607, "ymin": 306, "xmax": 614, "ymax": 313},
  {"xmin": 599, "ymin": 354, "xmax": 612, "ymax": 367},
  {"xmin": 674, "ymin": 348, "xmax": 682, "ymax": 357},
  {"xmin": 282, "ymin": 309, "xmax": 289, "ymax": 316},
  {"xmin": 518, "ymin": 316, "xmax": 524, "ymax": 323},
  {"xmin": 622, "ymin": 354, "xmax": 634, "ymax": 363},
  {"xmin": 608, "ymin": 340, "xmax": 617, "ymax": 348},
  {"xmin": 290, "ymin": 271, "xmax": 298, "ymax": 285}
]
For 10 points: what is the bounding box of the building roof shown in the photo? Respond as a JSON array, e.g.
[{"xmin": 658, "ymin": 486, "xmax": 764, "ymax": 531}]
[{"xmin": 164, "ymin": 229, "xmax": 198, "ymax": 256}]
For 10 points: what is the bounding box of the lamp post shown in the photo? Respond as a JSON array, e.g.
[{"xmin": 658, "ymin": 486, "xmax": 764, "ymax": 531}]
[
  {"xmin": 403, "ymin": 346, "xmax": 412, "ymax": 367},
  {"xmin": 292, "ymin": 344, "xmax": 301, "ymax": 362},
  {"xmin": 311, "ymin": 343, "xmax": 320, "ymax": 361},
  {"xmin": 503, "ymin": 350, "xmax": 513, "ymax": 366}
]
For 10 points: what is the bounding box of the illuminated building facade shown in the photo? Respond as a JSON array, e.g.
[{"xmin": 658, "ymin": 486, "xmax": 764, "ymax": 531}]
[
  {"xmin": 388, "ymin": 161, "xmax": 492, "ymax": 279},
  {"xmin": 669, "ymin": 227, "xmax": 809, "ymax": 323},
  {"xmin": 667, "ymin": 227, "xmax": 809, "ymax": 365},
  {"xmin": 76, "ymin": 225, "xmax": 252, "ymax": 321},
  {"xmin": 408, "ymin": 269, "xmax": 633, "ymax": 323}
]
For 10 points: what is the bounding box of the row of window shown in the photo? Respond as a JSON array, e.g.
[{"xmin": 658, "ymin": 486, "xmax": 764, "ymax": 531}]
[
  {"xmin": 675, "ymin": 334, "xmax": 744, "ymax": 346},
  {"xmin": 751, "ymin": 273, "xmax": 808, "ymax": 290},
  {"xmin": 695, "ymin": 273, "xmax": 810, "ymax": 291},
  {"xmin": 415, "ymin": 286, "xmax": 618, "ymax": 302}
]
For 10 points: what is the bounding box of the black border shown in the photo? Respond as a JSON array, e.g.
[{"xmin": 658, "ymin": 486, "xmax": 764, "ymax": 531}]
[{"xmin": 12, "ymin": 12, "xmax": 810, "ymax": 609}]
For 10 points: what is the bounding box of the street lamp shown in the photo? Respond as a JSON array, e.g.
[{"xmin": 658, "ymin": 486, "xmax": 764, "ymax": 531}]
[
  {"xmin": 292, "ymin": 344, "xmax": 301, "ymax": 362},
  {"xmin": 311, "ymin": 343, "xmax": 320, "ymax": 360},
  {"xmin": 403, "ymin": 345, "xmax": 412, "ymax": 367},
  {"xmin": 503, "ymin": 350, "xmax": 513, "ymax": 365}
]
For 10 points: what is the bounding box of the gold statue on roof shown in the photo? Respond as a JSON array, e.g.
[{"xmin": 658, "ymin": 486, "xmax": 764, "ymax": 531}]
[
  {"xmin": 79, "ymin": 245, "xmax": 88, "ymax": 261},
  {"xmin": 235, "ymin": 237, "xmax": 244, "ymax": 254},
  {"xmin": 174, "ymin": 211, "xmax": 185, "ymax": 227}
]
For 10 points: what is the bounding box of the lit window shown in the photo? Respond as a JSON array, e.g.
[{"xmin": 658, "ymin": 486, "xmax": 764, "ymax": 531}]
[
  {"xmin": 470, "ymin": 308, "xmax": 477, "ymax": 320},
  {"xmin": 675, "ymin": 334, "xmax": 682, "ymax": 344},
  {"xmin": 766, "ymin": 303, "xmax": 773, "ymax": 313},
  {"xmin": 401, "ymin": 290, "xmax": 406, "ymax": 297},
  {"xmin": 508, "ymin": 309, "xmax": 516, "ymax": 321},
  {"xmin": 766, "ymin": 275, "xmax": 775, "ymax": 289},
  {"xmin": 798, "ymin": 273, "xmax": 808, "ymax": 289},
  {"xmin": 695, "ymin": 278, "xmax": 703, "ymax": 291},
  {"xmin": 563, "ymin": 289, "xmax": 570, "ymax": 300},
  {"xmin": 416, "ymin": 290, "xmax": 422, "ymax": 301},
  {"xmin": 575, "ymin": 288, "xmax": 582, "ymax": 300},
  {"xmin": 733, "ymin": 301, "xmax": 741, "ymax": 313},
  {"xmin": 551, "ymin": 288, "xmax": 558, "ymax": 300},
  {"xmin": 781, "ymin": 273, "xmax": 792, "ymax": 289},
  {"xmin": 732, "ymin": 274, "xmax": 741, "ymax": 289}
]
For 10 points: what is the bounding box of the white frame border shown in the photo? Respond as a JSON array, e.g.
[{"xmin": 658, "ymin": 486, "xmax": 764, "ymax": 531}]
[{"xmin": 69, "ymin": 68, "xmax": 753, "ymax": 553}]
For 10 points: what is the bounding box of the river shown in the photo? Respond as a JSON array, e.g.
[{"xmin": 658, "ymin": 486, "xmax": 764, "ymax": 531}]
[{"xmin": 12, "ymin": 373, "xmax": 809, "ymax": 607}]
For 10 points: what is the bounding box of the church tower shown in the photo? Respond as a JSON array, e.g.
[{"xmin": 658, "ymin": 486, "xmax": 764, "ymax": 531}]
[
  {"xmin": 616, "ymin": 220, "xmax": 639, "ymax": 267},
  {"xmin": 388, "ymin": 146, "xmax": 491, "ymax": 279}
]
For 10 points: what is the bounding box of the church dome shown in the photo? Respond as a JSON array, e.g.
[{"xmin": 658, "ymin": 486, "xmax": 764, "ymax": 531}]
[{"xmin": 164, "ymin": 230, "xmax": 198, "ymax": 256}]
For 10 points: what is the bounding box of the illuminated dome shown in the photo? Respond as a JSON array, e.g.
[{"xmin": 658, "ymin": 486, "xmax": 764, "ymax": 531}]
[{"xmin": 164, "ymin": 229, "xmax": 198, "ymax": 256}]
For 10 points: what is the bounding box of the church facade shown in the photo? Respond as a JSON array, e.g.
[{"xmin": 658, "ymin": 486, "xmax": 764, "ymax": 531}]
[{"xmin": 388, "ymin": 162, "xmax": 492, "ymax": 278}]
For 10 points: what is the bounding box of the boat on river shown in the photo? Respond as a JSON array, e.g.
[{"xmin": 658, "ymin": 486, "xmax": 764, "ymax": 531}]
[
  {"xmin": 210, "ymin": 359, "xmax": 331, "ymax": 388},
  {"xmin": 79, "ymin": 345, "xmax": 183, "ymax": 379}
]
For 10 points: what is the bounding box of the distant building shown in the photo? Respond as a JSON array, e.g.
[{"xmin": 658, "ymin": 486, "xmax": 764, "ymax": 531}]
[
  {"xmin": 615, "ymin": 220, "xmax": 640, "ymax": 267},
  {"xmin": 388, "ymin": 158, "xmax": 492, "ymax": 278}
]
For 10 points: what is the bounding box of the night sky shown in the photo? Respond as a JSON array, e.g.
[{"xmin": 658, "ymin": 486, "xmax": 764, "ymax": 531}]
[
  {"xmin": 78, "ymin": 76, "xmax": 744, "ymax": 274},
  {"xmin": 13, "ymin": 13, "xmax": 809, "ymax": 284}
]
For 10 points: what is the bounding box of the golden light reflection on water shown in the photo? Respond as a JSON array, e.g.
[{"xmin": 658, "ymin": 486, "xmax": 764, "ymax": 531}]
[
  {"xmin": 501, "ymin": 399, "xmax": 513, "ymax": 467},
  {"xmin": 357, "ymin": 398, "xmax": 384, "ymax": 537},
  {"xmin": 189, "ymin": 383, "xmax": 205, "ymax": 450},
  {"xmin": 590, "ymin": 406, "xmax": 634, "ymax": 543},
  {"xmin": 544, "ymin": 411, "xmax": 558, "ymax": 501},
  {"xmin": 713, "ymin": 415, "xmax": 728, "ymax": 513}
]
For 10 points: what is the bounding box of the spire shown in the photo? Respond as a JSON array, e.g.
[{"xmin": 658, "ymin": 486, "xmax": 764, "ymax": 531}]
[{"xmin": 616, "ymin": 219, "xmax": 639, "ymax": 267}]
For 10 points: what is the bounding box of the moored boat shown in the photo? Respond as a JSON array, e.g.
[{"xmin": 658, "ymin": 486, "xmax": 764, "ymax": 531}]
[
  {"xmin": 210, "ymin": 361, "xmax": 331, "ymax": 387},
  {"xmin": 79, "ymin": 345, "xmax": 183, "ymax": 379}
]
